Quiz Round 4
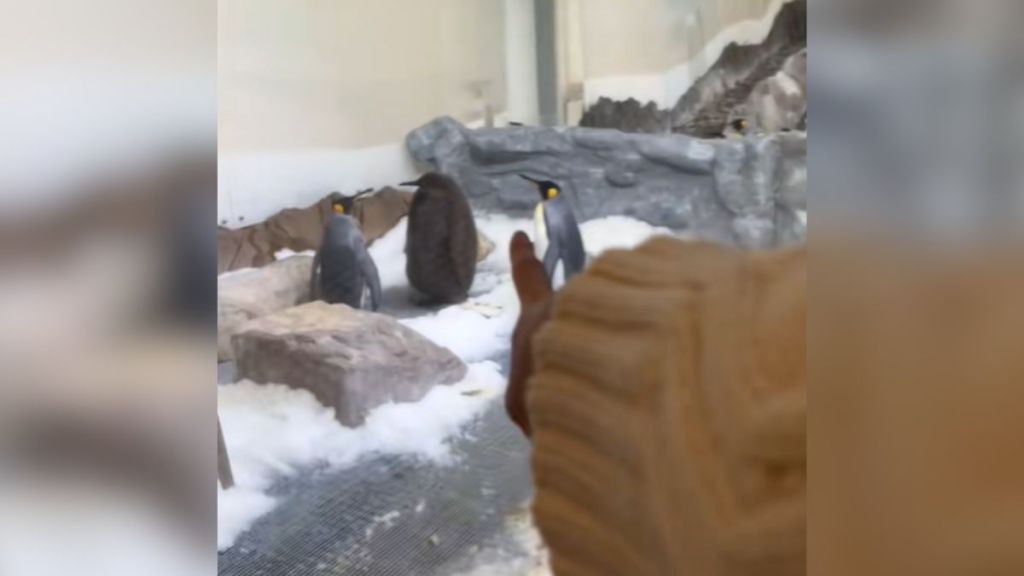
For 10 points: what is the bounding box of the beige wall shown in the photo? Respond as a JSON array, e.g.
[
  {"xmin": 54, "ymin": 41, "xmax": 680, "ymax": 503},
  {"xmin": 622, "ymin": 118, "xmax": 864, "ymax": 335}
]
[
  {"xmin": 578, "ymin": 0, "xmax": 774, "ymax": 78},
  {"xmin": 219, "ymin": 0, "xmax": 507, "ymax": 153},
  {"xmin": 570, "ymin": 0, "xmax": 785, "ymax": 109},
  {"xmin": 217, "ymin": 0, "xmax": 787, "ymax": 223},
  {"xmin": 577, "ymin": 0, "xmax": 672, "ymax": 78}
]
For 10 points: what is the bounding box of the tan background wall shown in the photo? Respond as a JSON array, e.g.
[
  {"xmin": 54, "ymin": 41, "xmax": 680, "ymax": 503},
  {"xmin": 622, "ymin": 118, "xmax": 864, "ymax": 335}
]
[
  {"xmin": 567, "ymin": 0, "xmax": 784, "ymax": 111},
  {"xmin": 217, "ymin": 0, "xmax": 788, "ymax": 224},
  {"xmin": 219, "ymin": 0, "xmax": 507, "ymax": 153},
  {"xmin": 578, "ymin": 0, "xmax": 774, "ymax": 78}
]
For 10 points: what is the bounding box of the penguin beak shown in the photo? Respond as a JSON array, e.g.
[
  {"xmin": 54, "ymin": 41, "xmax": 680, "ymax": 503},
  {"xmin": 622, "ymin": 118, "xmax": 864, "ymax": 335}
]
[
  {"xmin": 399, "ymin": 180, "xmax": 418, "ymax": 187},
  {"xmin": 519, "ymin": 174, "xmax": 542, "ymax": 185}
]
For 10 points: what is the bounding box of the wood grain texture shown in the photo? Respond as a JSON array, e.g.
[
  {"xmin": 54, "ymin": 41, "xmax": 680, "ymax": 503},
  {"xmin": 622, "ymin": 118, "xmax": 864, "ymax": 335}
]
[{"xmin": 529, "ymin": 237, "xmax": 805, "ymax": 576}]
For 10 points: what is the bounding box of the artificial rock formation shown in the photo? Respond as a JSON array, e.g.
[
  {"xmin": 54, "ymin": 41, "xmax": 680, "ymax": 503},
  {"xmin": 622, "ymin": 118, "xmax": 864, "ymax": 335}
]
[
  {"xmin": 672, "ymin": 0, "xmax": 806, "ymax": 138},
  {"xmin": 579, "ymin": 97, "xmax": 670, "ymax": 135},
  {"xmin": 232, "ymin": 301, "xmax": 467, "ymax": 427},
  {"xmin": 407, "ymin": 117, "xmax": 806, "ymax": 248},
  {"xmin": 217, "ymin": 255, "xmax": 313, "ymax": 361},
  {"xmin": 529, "ymin": 237, "xmax": 806, "ymax": 576},
  {"xmin": 572, "ymin": 1, "xmax": 806, "ymax": 139},
  {"xmin": 724, "ymin": 48, "xmax": 807, "ymax": 136}
]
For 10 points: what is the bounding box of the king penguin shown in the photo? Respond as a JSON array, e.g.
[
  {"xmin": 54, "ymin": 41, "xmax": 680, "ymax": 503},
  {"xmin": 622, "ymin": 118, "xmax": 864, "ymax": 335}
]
[
  {"xmin": 521, "ymin": 175, "xmax": 585, "ymax": 284},
  {"xmin": 401, "ymin": 172, "xmax": 478, "ymax": 305},
  {"xmin": 311, "ymin": 194, "xmax": 382, "ymax": 310}
]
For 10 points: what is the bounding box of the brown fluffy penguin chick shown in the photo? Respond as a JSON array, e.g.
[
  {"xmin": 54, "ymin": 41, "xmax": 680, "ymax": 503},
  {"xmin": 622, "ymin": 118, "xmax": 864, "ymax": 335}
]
[{"xmin": 402, "ymin": 172, "xmax": 478, "ymax": 305}]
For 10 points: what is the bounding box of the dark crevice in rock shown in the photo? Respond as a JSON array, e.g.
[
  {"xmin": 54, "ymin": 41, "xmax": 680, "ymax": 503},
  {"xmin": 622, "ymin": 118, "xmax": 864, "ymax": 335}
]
[{"xmin": 580, "ymin": 98, "xmax": 670, "ymax": 135}]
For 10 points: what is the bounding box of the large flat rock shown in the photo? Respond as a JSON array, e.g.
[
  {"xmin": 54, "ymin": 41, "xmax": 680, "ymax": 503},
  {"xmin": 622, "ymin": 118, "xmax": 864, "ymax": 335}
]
[
  {"xmin": 218, "ymin": 255, "xmax": 313, "ymax": 361},
  {"xmin": 231, "ymin": 301, "xmax": 467, "ymax": 427}
]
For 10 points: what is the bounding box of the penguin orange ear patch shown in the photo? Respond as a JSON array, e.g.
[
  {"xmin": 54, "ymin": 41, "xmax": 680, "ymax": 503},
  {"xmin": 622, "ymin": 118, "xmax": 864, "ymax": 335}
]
[
  {"xmin": 333, "ymin": 204, "xmax": 345, "ymax": 214},
  {"xmin": 546, "ymin": 188, "xmax": 559, "ymax": 200}
]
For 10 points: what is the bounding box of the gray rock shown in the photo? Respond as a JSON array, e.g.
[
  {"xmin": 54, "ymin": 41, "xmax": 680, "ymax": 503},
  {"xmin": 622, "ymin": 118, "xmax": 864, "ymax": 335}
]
[
  {"xmin": 406, "ymin": 117, "xmax": 806, "ymax": 248},
  {"xmin": 724, "ymin": 48, "xmax": 807, "ymax": 136},
  {"xmin": 733, "ymin": 216, "xmax": 777, "ymax": 249},
  {"xmin": 775, "ymin": 207, "xmax": 807, "ymax": 248},
  {"xmin": 231, "ymin": 301, "xmax": 467, "ymax": 427},
  {"xmin": 777, "ymin": 134, "xmax": 807, "ymax": 211},
  {"xmin": 218, "ymin": 255, "xmax": 313, "ymax": 361},
  {"xmin": 579, "ymin": 97, "xmax": 670, "ymax": 134},
  {"xmin": 670, "ymin": 0, "xmax": 806, "ymax": 138},
  {"xmin": 713, "ymin": 137, "xmax": 780, "ymax": 218}
]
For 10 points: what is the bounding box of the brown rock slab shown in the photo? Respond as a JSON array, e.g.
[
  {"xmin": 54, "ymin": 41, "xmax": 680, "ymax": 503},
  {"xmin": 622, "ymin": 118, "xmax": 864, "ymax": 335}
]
[
  {"xmin": 217, "ymin": 256, "xmax": 313, "ymax": 361},
  {"xmin": 352, "ymin": 187, "xmax": 414, "ymax": 246},
  {"xmin": 218, "ymin": 188, "xmax": 414, "ymax": 274},
  {"xmin": 232, "ymin": 301, "xmax": 467, "ymax": 427}
]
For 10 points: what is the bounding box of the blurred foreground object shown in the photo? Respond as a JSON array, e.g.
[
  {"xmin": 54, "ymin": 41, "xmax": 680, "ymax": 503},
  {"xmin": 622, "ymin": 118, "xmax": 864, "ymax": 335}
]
[
  {"xmin": 528, "ymin": 238, "xmax": 806, "ymax": 575},
  {"xmin": 809, "ymin": 0, "xmax": 1024, "ymax": 570},
  {"xmin": 811, "ymin": 241, "xmax": 1024, "ymax": 576},
  {"xmin": 505, "ymin": 232, "xmax": 554, "ymax": 436},
  {"xmin": 0, "ymin": 1, "xmax": 216, "ymax": 573}
]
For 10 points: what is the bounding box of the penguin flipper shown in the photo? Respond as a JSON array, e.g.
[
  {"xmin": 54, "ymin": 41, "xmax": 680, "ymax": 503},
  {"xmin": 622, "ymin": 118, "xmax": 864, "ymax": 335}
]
[
  {"xmin": 360, "ymin": 249, "xmax": 383, "ymax": 311},
  {"xmin": 542, "ymin": 236, "xmax": 560, "ymax": 283},
  {"xmin": 563, "ymin": 225, "xmax": 586, "ymax": 279}
]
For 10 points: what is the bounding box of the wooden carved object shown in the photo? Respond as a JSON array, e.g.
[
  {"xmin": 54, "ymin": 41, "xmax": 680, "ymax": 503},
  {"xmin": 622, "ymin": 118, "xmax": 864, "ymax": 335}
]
[{"xmin": 529, "ymin": 238, "xmax": 806, "ymax": 576}]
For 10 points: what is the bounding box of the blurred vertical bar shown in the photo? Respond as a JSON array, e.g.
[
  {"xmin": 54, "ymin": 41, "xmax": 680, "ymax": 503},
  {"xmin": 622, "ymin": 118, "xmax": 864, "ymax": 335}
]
[
  {"xmin": 810, "ymin": 1, "xmax": 1024, "ymax": 575},
  {"xmin": 0, "ymin": 1, "xmax": 216, "ymax": 575},
  {"xmin": 217, "ymin": 419, "xmax": 234, "ymax": 490}
]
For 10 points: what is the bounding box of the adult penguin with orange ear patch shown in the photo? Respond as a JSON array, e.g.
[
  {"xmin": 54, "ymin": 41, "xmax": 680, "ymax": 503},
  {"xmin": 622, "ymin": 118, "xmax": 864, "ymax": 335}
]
[
  {"xmin": 400, "ymin": 172, "xmax": 478, "ymax": 305},
  {"xmin": 520, "ymin": 175, "xmax": 585, "ymax": 283},
  {"xmin": 311, "ymin": 193, "xmax": 382, "ymax": 310}
]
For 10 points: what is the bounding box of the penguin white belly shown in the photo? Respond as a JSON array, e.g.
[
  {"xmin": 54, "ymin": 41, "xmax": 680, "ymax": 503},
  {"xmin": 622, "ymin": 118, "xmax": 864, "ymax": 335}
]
[{"xmin": 533, "ymin": 202, "xmax": 549, "ymax": 259}]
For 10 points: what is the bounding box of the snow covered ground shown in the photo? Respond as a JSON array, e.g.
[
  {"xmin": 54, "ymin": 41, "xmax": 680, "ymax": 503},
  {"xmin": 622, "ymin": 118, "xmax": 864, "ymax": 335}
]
[
  {"xmin": 218, "ymin": 363, "xmax": 506, "ymax": 550},
  {"xmin": 218, "ymin": 212, "xmax": 679, "ymax": 557}
]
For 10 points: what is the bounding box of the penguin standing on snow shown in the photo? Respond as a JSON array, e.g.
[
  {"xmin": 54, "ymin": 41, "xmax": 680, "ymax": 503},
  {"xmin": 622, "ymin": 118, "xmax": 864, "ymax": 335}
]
[
  {"xmin": 401, "ymin": 172, "xmax": 478, "ymax": 305},
  {"xmin": 520, "ymin": 175, "xmax": 585, "ymax": 284},
  {"xmin": 311, "ymin": 194, "xmax": 382, "ymax": 310}
]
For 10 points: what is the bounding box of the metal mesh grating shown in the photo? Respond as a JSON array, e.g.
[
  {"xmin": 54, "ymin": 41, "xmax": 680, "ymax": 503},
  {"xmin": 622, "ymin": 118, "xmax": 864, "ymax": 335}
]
[{"xmin": 218, "ymin": 361, "xmax": 535, "ymax": 576}]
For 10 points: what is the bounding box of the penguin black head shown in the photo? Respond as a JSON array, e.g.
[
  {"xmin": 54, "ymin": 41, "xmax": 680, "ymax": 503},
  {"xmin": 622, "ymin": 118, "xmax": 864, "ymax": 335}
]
[
  {"xmin": 329, "ymin": 188, "xmax": 375, "ymax": 215},
  {"xmin": 328, "ymin": 193, "xmax": 354, "ymax": 215},
  {"xmin": 730, "ymin": 118, "xmax": 749, "ymax": 134},
  {"xmin": 400, "ymin": 172, "xmax": 457, "ymax": 190},
  {"xmin": 519, "ymin": 174, "xmax": 561, "ymax": 201}
]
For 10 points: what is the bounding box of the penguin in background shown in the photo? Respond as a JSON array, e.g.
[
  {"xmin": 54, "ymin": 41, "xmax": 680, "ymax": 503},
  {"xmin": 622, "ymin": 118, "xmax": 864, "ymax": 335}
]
[
  {"xmin": 311, "ymin": 193, "xmax": 382, "ymax": 310},
  {"xmin": 400, "ymin": 172, "xmax": 478, "ymax": 305},
  {"xmin": 520, "ymin": 175, "xmax": 585, "ymax": 284}
]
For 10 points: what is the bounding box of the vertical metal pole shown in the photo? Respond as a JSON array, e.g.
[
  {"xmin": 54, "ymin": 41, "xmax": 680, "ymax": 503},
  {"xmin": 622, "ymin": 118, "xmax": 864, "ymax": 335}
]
[
  {"xmin": 535, "ymin": 0, "xmax": 559, "ymax": 126},
  {"xmin": 218, "ymin": 417, "xmax": 235, "ymax": 489}
]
